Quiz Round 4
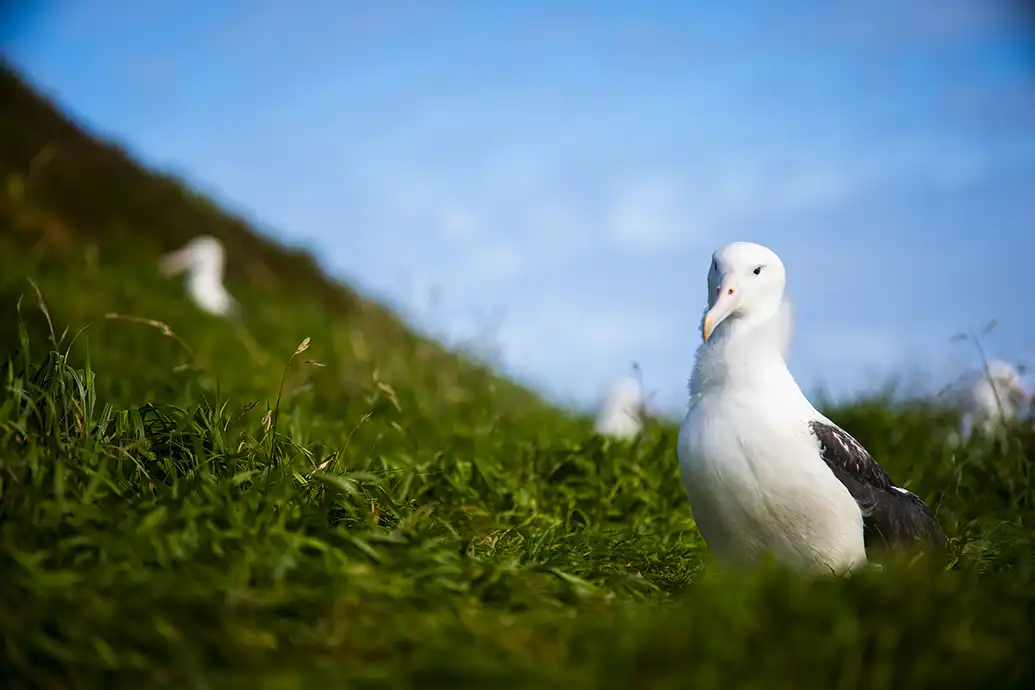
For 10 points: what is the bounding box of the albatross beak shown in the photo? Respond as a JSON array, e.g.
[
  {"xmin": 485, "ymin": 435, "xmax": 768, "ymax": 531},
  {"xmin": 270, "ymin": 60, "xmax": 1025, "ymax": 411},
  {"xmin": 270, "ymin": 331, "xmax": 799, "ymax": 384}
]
[{"xmin": 702, "ymin": 274, "xmax": 740, "ymax": 342}]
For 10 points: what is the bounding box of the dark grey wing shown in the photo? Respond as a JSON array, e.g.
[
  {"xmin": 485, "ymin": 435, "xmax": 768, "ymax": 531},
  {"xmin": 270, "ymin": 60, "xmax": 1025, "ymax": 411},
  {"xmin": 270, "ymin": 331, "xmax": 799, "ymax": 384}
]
[{"xmin": 808, "ymin": 421, "xmax": 946, "ymax": 550}]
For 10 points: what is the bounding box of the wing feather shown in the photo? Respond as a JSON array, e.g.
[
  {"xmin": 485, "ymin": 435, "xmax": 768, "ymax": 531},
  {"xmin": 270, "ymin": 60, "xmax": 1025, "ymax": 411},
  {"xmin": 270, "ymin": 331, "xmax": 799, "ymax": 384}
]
[{"xmin": 808, "ymin": 421, "xmax": 946, "ymax": 550}]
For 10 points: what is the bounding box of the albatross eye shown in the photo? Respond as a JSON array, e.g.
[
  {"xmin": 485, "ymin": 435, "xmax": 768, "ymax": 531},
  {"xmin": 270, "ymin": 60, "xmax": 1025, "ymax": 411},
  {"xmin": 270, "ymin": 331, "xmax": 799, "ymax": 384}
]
[{"xmin": 753, "ymin": 266, "xmax": 763, "ymax": 275}]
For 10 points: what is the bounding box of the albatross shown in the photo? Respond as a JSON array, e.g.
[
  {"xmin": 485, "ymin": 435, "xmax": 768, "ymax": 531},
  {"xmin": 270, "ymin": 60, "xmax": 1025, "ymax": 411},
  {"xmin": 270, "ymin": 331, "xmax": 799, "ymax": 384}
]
[
  {"xmin": 595, "ymin": 374, "xmax": 647, "ymax": 439},
  {"xmin": 959, "ymin": 360, "xmax": 1032, "ymax": 440},
  {"xmin": 159, "ymin": 235, "xmax": 240, "ymax": 318},
  {"xmin": 677, "ymin": 241, "xmax": 945, "ymax": 575}
]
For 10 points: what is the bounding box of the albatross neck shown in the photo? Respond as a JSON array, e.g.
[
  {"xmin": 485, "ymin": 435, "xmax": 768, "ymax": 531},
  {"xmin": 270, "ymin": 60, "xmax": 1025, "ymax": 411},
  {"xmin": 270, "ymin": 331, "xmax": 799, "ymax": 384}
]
[{"xmin": 699, "ymin": 306, "xmax": 797, "ymax": 393}]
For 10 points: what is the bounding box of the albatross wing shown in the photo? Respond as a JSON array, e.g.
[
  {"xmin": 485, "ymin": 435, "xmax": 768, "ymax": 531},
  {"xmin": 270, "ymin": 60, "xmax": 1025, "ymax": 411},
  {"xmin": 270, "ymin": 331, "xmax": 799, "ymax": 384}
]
[{"xmin": 808, "ymin": 420, "xmax": 946, "ymax": 550}]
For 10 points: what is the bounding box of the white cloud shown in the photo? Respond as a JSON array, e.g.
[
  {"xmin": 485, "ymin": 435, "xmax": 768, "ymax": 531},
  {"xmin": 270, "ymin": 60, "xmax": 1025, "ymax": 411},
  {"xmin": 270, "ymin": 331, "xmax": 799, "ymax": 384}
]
[
  {"xmin": 602, "ymin": 159, "xmax": 871, "ymax": 255},
  {"xmin": 497, "ymin": 302, "xmax": 676, "ymax": 378},
  {"xmin": 790, "ymin": 326, "xmax": 915, "ymax": 398},
  {"xmin": 456, "ymin": 242, "xmax": 528, "ymax": 283},
  {"xmin": 440, "ymin": 205, "xmax": 482, "ymax": 241},
  {"xmin": 606, "ymin": 174, "xmax": 693, "ymax": 253},
  {"xmin": 777, "ymin": 168, "xmax": 854, "ymax": 210},
  {"xmin": 525, "ymin": 202, "xmax": 592, "ymax": 254}
]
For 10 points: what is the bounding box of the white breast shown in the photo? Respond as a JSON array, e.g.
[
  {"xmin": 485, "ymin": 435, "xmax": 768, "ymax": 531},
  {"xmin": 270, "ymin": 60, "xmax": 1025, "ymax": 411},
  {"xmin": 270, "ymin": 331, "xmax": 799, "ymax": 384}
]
[
  {"xmin": 677, "ymin": 384, "xmax": 867, "ymax": 575},
  {"xmin": 186, "ymin": 274, "xmax": 233, "ymax": 316}
]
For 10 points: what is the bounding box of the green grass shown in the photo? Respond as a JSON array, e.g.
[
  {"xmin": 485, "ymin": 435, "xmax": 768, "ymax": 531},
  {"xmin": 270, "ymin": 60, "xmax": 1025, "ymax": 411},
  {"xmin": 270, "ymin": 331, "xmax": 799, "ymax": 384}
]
[{"xmin": 2, "ymin": 63, "xmax": 1035, "ymax": 689}]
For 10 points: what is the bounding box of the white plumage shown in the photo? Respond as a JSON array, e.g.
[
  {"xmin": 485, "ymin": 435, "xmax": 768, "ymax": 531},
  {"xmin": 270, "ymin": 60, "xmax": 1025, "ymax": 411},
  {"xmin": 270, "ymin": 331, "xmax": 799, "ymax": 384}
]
[
  {"xmin": 594, "ymin": 375, "xmax": 645, "ymax": 439},
  {"xmin": 959, "ymin": 360, "xmax": 1031, "ymax": 439},
  {"xmin": 678, "ymin": 241, "xmax": 944, "ymax": 575},
  {"xmin": 774, "ymin": 298, "xmax": 794, "ymax": 361},
  {"xmin": 159, "ymin": 235, "xmax": 239, "ymax": 318}
]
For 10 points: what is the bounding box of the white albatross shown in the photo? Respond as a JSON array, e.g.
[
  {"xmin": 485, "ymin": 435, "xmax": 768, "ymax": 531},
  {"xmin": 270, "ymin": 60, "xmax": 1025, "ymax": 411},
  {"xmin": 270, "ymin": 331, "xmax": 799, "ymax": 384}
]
[
  {"xmin": 159, "ymin": 235, "xmax": 240, "ymax": 318},
  {"xmin": 959, "ymin": 360, "xmax": 1031, "ymax": 440},
  {"xmin": 594, "ymin": 375, "xmax": 646, "ymax": 439},
  {"xmin": 677, "ymin": 241, "xmax": 946, "ymax": 575}
]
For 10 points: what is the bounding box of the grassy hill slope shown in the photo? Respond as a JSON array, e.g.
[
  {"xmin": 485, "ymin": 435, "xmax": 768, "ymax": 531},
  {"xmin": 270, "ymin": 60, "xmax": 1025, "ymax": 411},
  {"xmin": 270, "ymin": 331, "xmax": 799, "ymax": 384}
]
[{"xmin": 2, "ymin": 63, "xmax": 1035, "ymax": 689}]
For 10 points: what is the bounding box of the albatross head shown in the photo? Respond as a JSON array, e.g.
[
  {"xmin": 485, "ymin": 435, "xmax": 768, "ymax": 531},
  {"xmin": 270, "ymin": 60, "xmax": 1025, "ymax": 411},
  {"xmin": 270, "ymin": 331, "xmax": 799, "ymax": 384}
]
[
  {"xmin": 981, "ymin": 360, "xmax": 1032, "ymax": 409},
  {"xmin": 702, "ymin": 242, "xmax": 787, "ymax": 343},
  {"xmin": 160, "ymin": 235, "xmax": 226, "ymax": 279},
  {"xmin": 595, "ymin": 375, "xmax": 646, "ymax": 437}
]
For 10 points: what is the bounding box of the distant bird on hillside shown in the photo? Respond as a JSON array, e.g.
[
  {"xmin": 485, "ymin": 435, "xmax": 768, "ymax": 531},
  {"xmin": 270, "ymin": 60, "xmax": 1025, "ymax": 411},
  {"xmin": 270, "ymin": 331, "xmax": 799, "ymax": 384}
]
[
  {"xmin": 678, "ymin": 241, "xmax": 945, "ymax": 576},
  {"xmin": 958, "ymin": 360, "xmax": 1032, "ymax": 440},
  {"xmin": 594, "ymin": 374, "xmax": 647, "ymax": 439},
  {"xmin": 159, "ymin": 235, "xmax": 239, "ymax": 318}
]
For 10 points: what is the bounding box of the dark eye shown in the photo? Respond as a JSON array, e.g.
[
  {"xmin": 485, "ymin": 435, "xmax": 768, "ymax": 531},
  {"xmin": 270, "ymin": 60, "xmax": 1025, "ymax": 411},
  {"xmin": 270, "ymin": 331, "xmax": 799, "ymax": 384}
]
[
  {"xmin": 753, "ymin": 266, "xmax": 763, "ymax": 275},
  {"xmin": 711, "ymin": 260, "xmax": 717, "ymax": 272}
]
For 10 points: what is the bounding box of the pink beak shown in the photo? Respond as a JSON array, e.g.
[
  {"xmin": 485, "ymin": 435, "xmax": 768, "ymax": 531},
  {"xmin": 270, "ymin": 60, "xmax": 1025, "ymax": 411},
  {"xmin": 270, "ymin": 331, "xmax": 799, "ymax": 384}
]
[{"xmin": 702, "ymin": 274, "xmax": 740, "ymax": 342}]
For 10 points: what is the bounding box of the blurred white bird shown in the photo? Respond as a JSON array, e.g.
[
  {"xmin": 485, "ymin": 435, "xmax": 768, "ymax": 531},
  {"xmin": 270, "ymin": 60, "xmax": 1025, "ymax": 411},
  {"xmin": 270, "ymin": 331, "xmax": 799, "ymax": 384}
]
[
  {"xmin": 594, "ymin": 374, "xmax": 646, "ymax": 439},
  {"xmin": 159, "ymin": 235, "xmax": 239, "ymax": 318},
  {"xmin": 958, "ymin": 360, "xmax": 1032, "ymax": 440}
]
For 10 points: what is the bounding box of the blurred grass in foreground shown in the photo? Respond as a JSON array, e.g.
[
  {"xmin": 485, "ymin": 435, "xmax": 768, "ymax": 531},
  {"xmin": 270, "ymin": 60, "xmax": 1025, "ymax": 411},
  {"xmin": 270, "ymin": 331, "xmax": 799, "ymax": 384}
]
[{"xmin": 2, "ymin": 63, "xmax": 1035, "ymax": 689}]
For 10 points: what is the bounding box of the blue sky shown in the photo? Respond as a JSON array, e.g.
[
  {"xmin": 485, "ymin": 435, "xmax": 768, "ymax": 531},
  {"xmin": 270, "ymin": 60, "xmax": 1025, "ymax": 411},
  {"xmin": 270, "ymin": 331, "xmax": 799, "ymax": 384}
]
[{"xmin": 4, "ymin": 0, "xmax": 1035, "ymax": 415}]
